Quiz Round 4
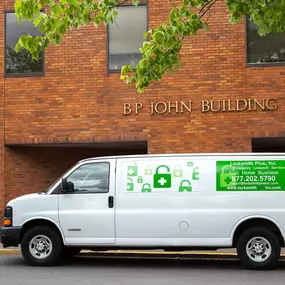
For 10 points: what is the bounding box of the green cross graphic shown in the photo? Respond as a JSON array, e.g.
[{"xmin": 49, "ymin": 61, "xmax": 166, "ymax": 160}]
[
  {"xmin": 193, "ymin": 172, "xmax": 199, "ymax": 179},
  {"xmin": 174, "ymin": 170, "xmax": 181, "ymax": 176},
  {"xmin": 128, "ymin": 166, "xmax": 137, "ymax": 176},
  {"xmin": 225, "ymin": 176, "xmax": 232, "ymax": 184}
]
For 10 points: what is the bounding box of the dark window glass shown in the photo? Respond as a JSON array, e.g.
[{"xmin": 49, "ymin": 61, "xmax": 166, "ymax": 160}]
[
  {"xmin": 5, "ymin": 12, "xmax": 44, "ymax": 75},
  {"xmin": 67, "ymin": 163, "xmax": 110, "ymax": 194},
  {"xmin": 108, "ymin": 5, "xmax": 147, "ymax": 72},
  {"xmin": 247, "ymin": 16, "xmax": 285, "ymax": 64}
]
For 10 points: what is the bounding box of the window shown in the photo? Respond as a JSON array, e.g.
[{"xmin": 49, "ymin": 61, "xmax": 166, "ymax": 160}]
[
  {"xmin": 67, "ymin": 163, "xmax": 110, "ymax": 194},
  {"xmin": 5, "ymin": 12, "xmax": 44, "ymax": 75},
  {"xmin": 246, "ymin": 16, "xmax": 285, "ymax": 65},
  {"xmin": 108, "ymin": 5, "xmax": 148, "ymax": 72}
]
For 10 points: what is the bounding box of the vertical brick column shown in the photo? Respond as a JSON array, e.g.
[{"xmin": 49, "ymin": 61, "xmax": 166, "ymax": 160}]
[{"xmin": 0, "ymin": 2, "xmax": 5, "ymax": 217}]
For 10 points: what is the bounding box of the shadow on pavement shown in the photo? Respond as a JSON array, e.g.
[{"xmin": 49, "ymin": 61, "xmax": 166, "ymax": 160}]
[{"xmin": 3, "ymin": 255, "xmax": 285, "ymax": 271}]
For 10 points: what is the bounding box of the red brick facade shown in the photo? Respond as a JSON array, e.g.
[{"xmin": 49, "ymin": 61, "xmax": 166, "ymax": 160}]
[{"xmin": 0, "ymin": 0, "xmax": 285, "ymax": 212}]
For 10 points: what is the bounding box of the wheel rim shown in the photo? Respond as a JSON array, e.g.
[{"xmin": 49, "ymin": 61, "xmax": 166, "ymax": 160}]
[
  {"xmin": 246, "ymin": 236, "xmax": 272, "ymax": 263},
  {"xmin": 29, "ymin": 235, "xmax": 53, "ymax": 260}
]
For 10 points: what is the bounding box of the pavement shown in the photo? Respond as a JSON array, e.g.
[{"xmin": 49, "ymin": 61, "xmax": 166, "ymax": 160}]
[
  {"xmin": 2, "ymin": 243, "xmax": 285, "ymax": 284},
  {"xmin": 1, "ymin": 255, "xmax": 285, "ymax": 285}
]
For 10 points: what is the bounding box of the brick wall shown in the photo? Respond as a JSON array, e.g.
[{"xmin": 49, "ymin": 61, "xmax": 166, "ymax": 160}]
[
  {"xmin": 0, "ymin": 0, "xmax": 5, "ymax": 213},
  {"xmin": 1, "ymin": 0, "xmax": 285, "ymax": 205}
]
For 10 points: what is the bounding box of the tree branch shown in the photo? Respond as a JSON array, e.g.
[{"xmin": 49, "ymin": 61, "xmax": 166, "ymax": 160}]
[
  {"xmin": 168, "ymin": 0, "xmax": 179, "ymax": 11},
  {"xmin": 199, "ymin": 0, "xmax": 217, "ymax": 18},
  {"xmin": 138, "ymin": 0, "xmax": 218, "ymax": 80},
  {"xmin": 116, "ymin": 0, "xmax": 128, "ymax": 7}
]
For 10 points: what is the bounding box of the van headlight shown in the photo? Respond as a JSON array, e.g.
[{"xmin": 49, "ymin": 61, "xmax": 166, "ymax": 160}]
[{"xmin": 3, "ymin": 206, "xmax": 12, "ymax": 227}]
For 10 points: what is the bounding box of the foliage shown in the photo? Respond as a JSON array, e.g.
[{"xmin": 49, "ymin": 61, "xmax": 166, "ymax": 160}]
[
  {"xmin": 14, "ymin": 0, "xmax": 285, "ymax": 92},
  {"xmin": 6, "ymin": 45, "xmax": 43, "ymax": 74}
]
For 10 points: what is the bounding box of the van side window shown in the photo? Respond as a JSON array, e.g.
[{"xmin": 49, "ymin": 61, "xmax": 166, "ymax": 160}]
[{"xmin": 67, "ymin": 163, "xmax": 110, "ymax": 194}]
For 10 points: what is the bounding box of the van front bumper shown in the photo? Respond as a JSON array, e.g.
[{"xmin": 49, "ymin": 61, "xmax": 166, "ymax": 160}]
[{"xmin": 0, "ymin": 226, "xmax": 21, "ymax": 248}]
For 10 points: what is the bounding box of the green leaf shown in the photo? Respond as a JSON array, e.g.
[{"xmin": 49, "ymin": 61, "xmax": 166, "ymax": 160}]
[
  {"xmin": 132, "ymin": 0, "xmax": 139, "ymax": 6},
  {"xmin": 58, "ymin": 23, "xmax": 67, "ymax": 33},
  {"xmin": 51, "ymin": 5, "xmax": 62, "ymax": 16},
  {"xmin": 33, "ymin": 16, "xmax": 42, "ymax": 27},
  {"xmin": 153, "ymin": 31, "xmax": 164, "ymax": 45},
  {"xmin": 15, "ymin": 42, "xmax": 21, "ymax": 53}
]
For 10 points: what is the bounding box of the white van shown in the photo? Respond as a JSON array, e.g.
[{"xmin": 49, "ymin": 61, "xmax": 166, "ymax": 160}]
[{"xmin": 1, "ymin": 153, "xmax": 285, "ymax": 270}]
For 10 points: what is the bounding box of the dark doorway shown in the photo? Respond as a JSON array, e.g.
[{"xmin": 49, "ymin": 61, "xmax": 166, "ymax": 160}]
[
  {"xmin": 252, "ymin": 137, "xmax": 285, "ymax": 152},
  {"xmin": 4, "ymin": 140, "xmax": 148, "ymax": 203}
]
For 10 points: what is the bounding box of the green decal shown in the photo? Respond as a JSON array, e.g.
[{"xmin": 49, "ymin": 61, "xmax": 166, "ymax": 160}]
[
  {"xmin": 154, "ymin": 165, "xmax": 172, "ymax": 188},
  {"xmin": 142, "ymin": 183, "xmax": 152, "ymax": 192},
  {"xmin": 127, "ymin": 178, "xmax": 134, "ymax": 191},
  {"xmin": 217, "ymin": 160, "xmax": 285, "ymax": 191},
  {"xmin": 219, "ymin": 165, "xmax": 236, "ymax": 188},
  {"xmin": 192, "ymin": 167, "xmax": 200, "ymax": 180},
  {"xmin": 173, "ymin": 165, "xmax": 183, "ymax": 178},
  {"xmin": 128, "ymin": 166, "xmax": 137, "ymax": 177},
  {"xmin": 144, "ymin": 167, "xmax": 153, "ymax": 175},
  {"xmin": 137, "ymin": 176, "xmax": 143, "ymax": 183},
  {"xmin": 179, "ymin": 180, "xmax": 192, "ymax": 192},
  {"xmin": 187, "ymin": 162, "xmax": 193, "ymax": 167}
]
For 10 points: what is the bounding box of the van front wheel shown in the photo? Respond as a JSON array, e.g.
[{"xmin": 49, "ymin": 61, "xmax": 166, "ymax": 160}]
[
  {"xmin": 21, "ymin": 226, "xmax": 63, "ymax": 266},
  {"xmin": 236, "ymin": 227, "xmax": 280, "ymax": 270}
]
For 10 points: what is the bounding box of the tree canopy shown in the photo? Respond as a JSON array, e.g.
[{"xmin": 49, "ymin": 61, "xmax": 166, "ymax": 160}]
[{"xmin": 14, "ymin": 0, "xmax": 285, "ymax": 92}]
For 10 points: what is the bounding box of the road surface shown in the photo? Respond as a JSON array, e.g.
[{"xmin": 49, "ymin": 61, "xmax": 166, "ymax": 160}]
[{"xmin": 0, "ymin": 255, "xmax": 285, "ymax": 285}]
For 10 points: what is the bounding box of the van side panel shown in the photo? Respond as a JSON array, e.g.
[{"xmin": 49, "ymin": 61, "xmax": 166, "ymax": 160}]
[{"xmin": 115, "ymin": 155, "xmax": 285, "ymax": 247}]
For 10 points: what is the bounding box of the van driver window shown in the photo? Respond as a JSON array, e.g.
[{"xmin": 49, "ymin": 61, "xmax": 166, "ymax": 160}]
[{"xmin": 67, "ymin": 163, "xmax": 110, "ymax": 194}]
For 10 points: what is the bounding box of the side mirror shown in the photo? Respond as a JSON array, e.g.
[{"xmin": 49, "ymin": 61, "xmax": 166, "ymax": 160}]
[{"xmin": 61, "ymin": 178, "xmax": 75, "ymax": 193}]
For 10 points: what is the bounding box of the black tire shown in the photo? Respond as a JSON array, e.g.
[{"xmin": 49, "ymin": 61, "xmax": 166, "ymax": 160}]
[
  {"xmin": 21, "ymin": 226, "xmax": 63, "ymax": 266},
  {"xmin": 236, "ymin": 227, "xmax": 280, "ymax": 270}
]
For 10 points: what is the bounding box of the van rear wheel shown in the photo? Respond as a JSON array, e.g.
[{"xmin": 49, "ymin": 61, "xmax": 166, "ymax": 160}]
[
  {"xmin": 21, "ymin": 226, "xmax": 63, "ymax": 266},
  {"xmin": 236, "ymin": 227, "xmax": 280, "ymax": 270}
]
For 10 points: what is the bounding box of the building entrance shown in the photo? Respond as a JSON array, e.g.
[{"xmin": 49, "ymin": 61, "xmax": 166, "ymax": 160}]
[
  {"xmin": 4, "ymin": 141, "xmax": 147, "ymax": 205},
  {"xmin": 252, "ymin": 138, "xmax": 285, "ymax": 153}
]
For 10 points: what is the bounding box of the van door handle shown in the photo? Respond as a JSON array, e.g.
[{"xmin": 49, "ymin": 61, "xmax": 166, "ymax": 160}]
[{"xmin": 108, "ymin": 196, "xmax": 114, "ymax": 208}]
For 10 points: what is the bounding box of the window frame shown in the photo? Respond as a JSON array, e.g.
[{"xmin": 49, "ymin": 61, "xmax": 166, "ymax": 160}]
[
  {"xmin": 4, "ymin": 10, "xmax": 45, "ymax": 78},
  {"xmin": 65, "ymin": 162, "xmax": 111, "ymax": 194},
  {"xmin": 107, "ymin": 3, "xmax": 149, "ymax": 74},
  {"xmin": 245, "ymin": 15, "xmax": 285, "ymax": 68}
]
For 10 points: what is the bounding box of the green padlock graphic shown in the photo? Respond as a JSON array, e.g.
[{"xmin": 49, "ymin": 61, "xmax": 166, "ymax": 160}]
[
  {"xmin": 137, "ymin": 176, "xmax": 143, "ymax": 183},
  {"xmin": 192, "ymin": 167, "xmax": 199, "ymax": 180},
  {"xmin": 142, "ymin": 183, "xmax": 152, "ymax": 192},
  {"xmin": 173, "ymin": 165, "xmax": 183, "ymax": 178},
  {"xmin": 154, "ymin": 165, "xmax": 172, "ymax": 188},
  {"xmin": 179, "ymin": 180, "xmax": 192, "ymax": 192},
  {"xmin": 127, "ymin": 178, "xmax": 134, "ymax": 191},
  {"xmin": 144, "ymin": 167, "xmax": 153, "ymax": 175},
  {"xmin": 220, "ymin": 165, "xmax": 236, "ymax": 188}
]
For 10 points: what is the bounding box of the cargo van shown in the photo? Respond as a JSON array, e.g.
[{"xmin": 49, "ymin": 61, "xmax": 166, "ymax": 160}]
[{"xmin": 1, "ymin": 153, "xmax": 285, "ymax": 270}]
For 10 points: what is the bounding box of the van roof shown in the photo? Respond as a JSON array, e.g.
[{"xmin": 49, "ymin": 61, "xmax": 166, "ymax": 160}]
[{"xmin": 78, "ymin": 152, "xmax": 285, "ymax": 163}]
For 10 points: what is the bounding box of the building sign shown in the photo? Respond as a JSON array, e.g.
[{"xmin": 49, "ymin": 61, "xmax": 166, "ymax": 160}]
[{"xmin": 123, "ymin": 98, "xmax": 278, "ymax": 115}]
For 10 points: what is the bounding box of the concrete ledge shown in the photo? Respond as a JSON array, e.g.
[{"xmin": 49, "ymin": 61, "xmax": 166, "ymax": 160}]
[{"xmin": 0, "ymin": 249, "xmax": 20, "ymax": 255}]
